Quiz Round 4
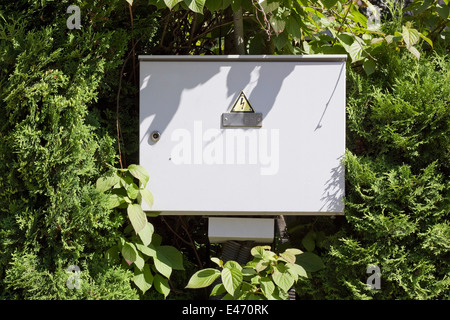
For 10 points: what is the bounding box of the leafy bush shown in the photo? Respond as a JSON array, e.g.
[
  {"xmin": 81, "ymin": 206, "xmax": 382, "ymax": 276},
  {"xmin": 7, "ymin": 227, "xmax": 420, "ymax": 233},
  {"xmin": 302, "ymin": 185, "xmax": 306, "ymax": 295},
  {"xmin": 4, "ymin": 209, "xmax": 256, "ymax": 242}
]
[
  {"xmin": 186, "ymin": 246, "xmax": 309, "ymax": 300},
  {"xmin": 295, "ymin": 50, "xmax": 450, "ymax": 300},
  {"xmin": 0, "ymin": 2, "xmax": 146, "ymax": 299}
]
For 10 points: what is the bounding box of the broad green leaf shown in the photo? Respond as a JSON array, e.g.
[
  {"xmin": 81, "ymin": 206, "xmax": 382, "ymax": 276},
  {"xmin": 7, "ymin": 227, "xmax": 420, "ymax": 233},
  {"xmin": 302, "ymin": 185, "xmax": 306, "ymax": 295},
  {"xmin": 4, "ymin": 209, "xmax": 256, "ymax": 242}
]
[
  {"xmin": 255, "ymin": 258, "xmax": 270, "ymax": 273},
  {"xmin": 296, "ymin": 252, "xmax": 325, "ymax": 272},
  {"xmin": 105, "ymin": 245, "xmax": 119, "ymax": 263},
  {"xmin": 134, "ymin": 252, "xmax": 145, "ymax": 270},
  {"xmin": 286, "ymin": 263, "xmax": 308, "ymax": 280},
  {"xmin": 402, "ymin": 25, "xmax": 420, "ymax": 48},
  {"xmin": 205, "ymin": 0, "xmax": 222, "ymax": 11},
  {"xmin": 407, "ymin": 45, "xmax": 420, "ymax": 60},
  {"xmin": 250, "ymin": 246, "xmax": 271, "ymax": 258},
  {"xmin": 164, "ymin": 0, "xmax": 183, "ymax": 9},
  {"xmin": 154, "ymin": 245, "xmax": 184, "ymax": 278},
  {"xmin": 260, "ymin": 277, "xmax": 275, "ymax": 298},
  {"xmin": 436, "ymin": 3, "xmax": 450, "ymax": 19},
  {"xmin": 132, "ymin": 264, "xmax": 153, "ymax": 293},
  {"xmin": 154, "ymin": 255, "xmax": 172, "ymax": 278},
  {"xmin": 302, "ymin": 231, "xmax": 316, "ymax": 252},
  {"xmin": 128, "ymin": 164, "xmax": 149, "ymax": 187},
  {"xmin": 419, "ymin": 33, "xmax": 433, "ymax": 48},
  {"xmin": 224, "ymin": 260, "xmax": 242, "ymax": 271},
  {"xmin": 363, "ymin": 59, "xmax": 376, "ymax": 75},
  {"xmin": 186, "ymin": 268, "xmax": 221, "ymax": 288},
  {"xmin": 280, "ymin": 251, "xmax": 296, "ymax": 264},
  {"xmin": 126, "ymin": 182, "xmax": 140, "ymax": 199},
  {"xmin": 136, "ymin": 243, "xmax": 157, "ymax": 258},
  {"xmin": 122, "ymin": 242, "xmax": 137, "ymax": 265},
  {"xmin": 272, "ymin": 264, "xmax": 294, "ymax": 293},
  {"xmin": 348, "ymin": 40, "xmax": 364, "ymax": 62},
  {"xmin": 322, "ymin": 0, "xmax": 338, "ymax": 9},
  {"xmin": 138, "ymin": 222, "xmax": 154, "ymax": 246},
  {"xmin": 231, "ymin": 0, "xmax": 242, "ymax": 12},
  {"xmin": 211, "ymin": 257, "xmax": 223, "ymax": 267},
  {"xmin": 184, "ymin": 0, "xmax": 206, "ymax": 13},
  {"xmin": 154, "ymin": 273, "xmax": 171, "ymax": 299},
  {"xmin": 270, "ymin": 11, "xmax": 286, "ymax": 34},
  {"xmin": 285, "ymin": 248, "xmax": 303, "ymax": 255},
  {"xmin": 96, "ymin": 172, "xmax": 121, "ymax": 192},
  {"xmin": 349, "ymin": 3, "xmax": 368, "ymax": 27},
  {"xmin": 210, "ymin": 283, "xmax": 226, "ymax": 296},
  {"xmin": 127, "ymin": 203, "xmax": 147, "ymax": 234},
  {"xmin": 157, "ymin": 246, "xmax": 184, "ymax": 270},
  {"xmin": 105, "ymin": 194, "xmax": 126, "ymax": 209},
  {"xmin": 140, "ymin": 188, "xmax": 154, "ymax": 207},
  {"xmin": 337, "ymin": 33, "xmax": 354, "ymax": 53},
  {"xmin": 259, "ymin": 0, "xmax": 280, "ymax": 13},
  {"xmin": 242, "ymin": 267, "xmax": 257, "ymax": 278},
  {"xmin": 286, "ymin": 15, "xmax": 301, "ymax": 40},
  {"xmin": 221, "ymin": 267, "xmax": 243, "ymax": 297}
]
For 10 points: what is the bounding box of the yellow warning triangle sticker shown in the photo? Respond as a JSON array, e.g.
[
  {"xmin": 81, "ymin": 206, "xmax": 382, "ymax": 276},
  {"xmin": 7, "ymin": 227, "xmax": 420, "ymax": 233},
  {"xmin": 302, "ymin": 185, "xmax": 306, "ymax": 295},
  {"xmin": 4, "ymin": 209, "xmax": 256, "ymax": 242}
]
[{"xmin": 229, "ymin": 91, "xmax": 255, "ymax": 113}]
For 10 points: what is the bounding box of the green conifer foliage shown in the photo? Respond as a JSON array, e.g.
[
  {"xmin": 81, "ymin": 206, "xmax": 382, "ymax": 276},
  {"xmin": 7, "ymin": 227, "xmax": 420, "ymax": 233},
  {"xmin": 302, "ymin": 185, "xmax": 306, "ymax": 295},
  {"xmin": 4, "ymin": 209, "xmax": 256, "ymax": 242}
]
[{"xmin": 0, "ymin": 3, "xmax": 142, "ymax": 298}]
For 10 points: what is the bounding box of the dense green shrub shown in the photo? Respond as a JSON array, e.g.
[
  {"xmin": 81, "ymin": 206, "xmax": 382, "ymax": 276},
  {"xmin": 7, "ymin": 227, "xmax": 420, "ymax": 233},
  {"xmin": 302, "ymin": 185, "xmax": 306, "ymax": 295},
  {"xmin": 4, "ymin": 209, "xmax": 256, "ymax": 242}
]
[
  {"xmin": 0, "ymin": 1, "xmax": 152, "ymax": 299},
  {"xmin": 294, "ymin": 49, "xmax": 449, "ymax": 300}
]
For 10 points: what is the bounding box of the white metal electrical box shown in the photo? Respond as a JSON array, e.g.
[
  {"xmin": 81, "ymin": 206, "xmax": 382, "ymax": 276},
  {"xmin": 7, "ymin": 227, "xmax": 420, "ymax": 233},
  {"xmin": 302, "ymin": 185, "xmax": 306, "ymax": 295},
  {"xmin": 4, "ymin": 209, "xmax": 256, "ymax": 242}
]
[{"xmin": 139, "ymin": 55, "xmax": 346, "ymax": 216}]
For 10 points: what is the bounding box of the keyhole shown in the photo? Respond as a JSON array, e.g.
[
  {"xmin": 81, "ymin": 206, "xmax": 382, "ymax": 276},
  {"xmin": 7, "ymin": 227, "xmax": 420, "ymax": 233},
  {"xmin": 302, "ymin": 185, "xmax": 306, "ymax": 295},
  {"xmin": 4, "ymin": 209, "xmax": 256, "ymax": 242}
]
[{"xmin": 151, "ymin": 131, "xmax": 161, "ymax": 142}]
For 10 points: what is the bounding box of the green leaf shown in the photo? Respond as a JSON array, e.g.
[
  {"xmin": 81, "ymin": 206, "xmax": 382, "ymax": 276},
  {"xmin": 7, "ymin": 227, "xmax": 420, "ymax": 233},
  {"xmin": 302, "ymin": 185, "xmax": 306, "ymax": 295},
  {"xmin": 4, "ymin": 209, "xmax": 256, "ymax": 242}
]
[
  {"xmin": 348, "ymin": 40, "xmax": 364, "ymax": 62},
  {"xmin": 184, "ymin": 0, "xmax": 206, "ymax": 13},
  {"xmin": 211, "ymin": 257, "xmax": 223, "ymax": 267},
  {"xmin": 286, "ymin": 263, "xmax": 308, "ymax": 280},
  {"xmin": 128, "ymin": 164, "xmax": 149, "ymax": 187},
  {"xmin": 140, "ymin": 188, "xmax": 154, "ymax": 208},
  {"xmin": 419, "ymin": 33, "xmax": 433, "ymax": 48},
  {"xmin": 302, "ymin": 231, "xmax": 316, "ymax": 252},
  {"xmin": 154, "ymin": 245, "xmax": 184, "ymax": 278},
  {"xmin": 322, "ymin": 0, "xmax": 338, "ymax": 9},
  {"xmin": 221, "ymin": 266, "xmax": 243, "ymax": 297},
  {"xmin": 407, "ymin": 45, "xmax": 421, "ymax": 60},
  {"xmin": 164, "ymin": 0, "xmax": 183, "ymax": 9},
  {"xmin": 231, "ymin": 0, "xmax": 242, "ymax": 12},
  {"xmin": 134, "ymin": 252, "xmax": 145, "ymax": 270},
  {"xmin": 186, "ymin": 268, "xmax": 221, "ymax": 288},
  {"xmin": 260, "ymin": 277, "xmax": 275, "ymax": 298},
  {"xmin": 296, "ymin": 252, "xmax": 325, "ymax": 272},
  {"xmin": 210, "ymin": 283, "xmax": 226, "ymax": 296},
  {"xmin": 127, "ymin": 203, "xmax": 147, "ymax": 234},
  {"xmin": 224, "ymin": 260, "xmax": 242, "ymax": 271},
  {"xmin": 436, "ymin": 3, "xmax": 450, "ymax": 19},
  {"xmin": 126, "ymin": 182, "xmax": 140, "ymax": 200},
  {"xmin": 402, "ymin": 25, "xmax": 420, "ymax": 48},
  {"xmin": 138, "ymin": 222, "xmax": 154, "ymax": 246},
  {"xmin": 363, "ymin": 58, "xmax": 376, "ymax": 76},
  {"xmin": 154, "ymin": 273, "xmax": 171, "ymax": 299},
  {"xmin": 272, "ymin": 264, "xmax": 294, "ymax": 293},
  {"xmin": 259, "ymin": 0, "xmax": 280, "ymax": 13},
  {"xmin": 270, "ymin": 10, "xmax": 286, "ymax": 34},
  {"xmin": 280, "ymin": 251, "xmax": 296, "ymax": 264},
  {"xmin": 286, "ymin": 15, "xmax": 302, "ymax": 40},
  {"xmin": 105, "ymin": 193, "xmax": 126, "ymax": 209},
  {"xmin": 250, "ymin": 246, "xmax": 271, "ymax": 258},
  {"xmin": 285, "ymin": 248, "xmax": 303, "ymax": 255},
  {"xmin": 122, "ymin": 242, "xmax": 137, "ymax": 265},
  {"xmin": 349, "ymin": 3, "xmax": 368, "ymax": 27},
  {"xmin": 96, "ymin": 172, "xmax": 121, "ymax": 192},
  {"xmin": 132, "ymin": 264, "xmax": 153, "ymax": 294},
  {"xmin": 136, "ymin": 243, "xmax": 157, "ymax": 258}
]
